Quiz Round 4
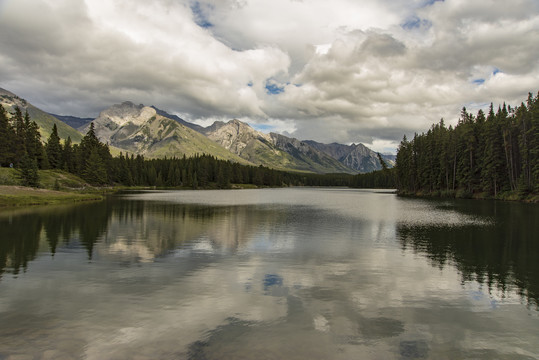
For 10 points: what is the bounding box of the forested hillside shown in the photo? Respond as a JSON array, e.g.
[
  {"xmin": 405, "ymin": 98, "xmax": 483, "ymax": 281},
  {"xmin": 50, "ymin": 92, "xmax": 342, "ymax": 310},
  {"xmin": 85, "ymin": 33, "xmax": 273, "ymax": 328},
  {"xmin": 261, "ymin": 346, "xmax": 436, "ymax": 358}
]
[
  {"xmin": 0, "ymin": 104, "xmax": 354, "ymax": 188},
  {"xmin": 395, "ymin": 92, "xmax": 538, "ymax": 199},
  {"xmin": 3, "ymin": 90, "xmax": 537, "ymax": 199}
]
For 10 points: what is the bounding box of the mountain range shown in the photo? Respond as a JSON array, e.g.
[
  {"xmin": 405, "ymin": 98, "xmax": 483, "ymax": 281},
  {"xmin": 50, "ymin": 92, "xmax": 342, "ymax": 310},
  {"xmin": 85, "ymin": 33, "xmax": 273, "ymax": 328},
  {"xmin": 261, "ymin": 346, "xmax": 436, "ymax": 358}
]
[{"xmin": 0, "ymin": 87, "xmax": 395, "ymax": 174}]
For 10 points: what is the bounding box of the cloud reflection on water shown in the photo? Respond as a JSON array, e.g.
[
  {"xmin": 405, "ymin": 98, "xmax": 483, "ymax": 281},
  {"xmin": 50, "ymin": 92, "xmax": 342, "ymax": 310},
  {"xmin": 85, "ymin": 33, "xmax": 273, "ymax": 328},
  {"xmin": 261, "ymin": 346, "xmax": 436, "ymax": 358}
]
[{"xmin": 0, "ymin": 189, "xmax": 537, "ymax": 359}]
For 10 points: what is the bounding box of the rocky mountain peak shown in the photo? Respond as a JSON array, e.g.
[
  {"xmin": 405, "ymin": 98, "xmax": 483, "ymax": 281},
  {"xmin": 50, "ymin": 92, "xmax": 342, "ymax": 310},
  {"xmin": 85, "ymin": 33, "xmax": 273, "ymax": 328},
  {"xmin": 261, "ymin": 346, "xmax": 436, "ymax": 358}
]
[
  {"xmin": 96, "ymin": 102, "xmax": 156, "ymax": 127},
  {"xmin": 80, "ymin": 102, "xmax": 158, "ymax": 144}
]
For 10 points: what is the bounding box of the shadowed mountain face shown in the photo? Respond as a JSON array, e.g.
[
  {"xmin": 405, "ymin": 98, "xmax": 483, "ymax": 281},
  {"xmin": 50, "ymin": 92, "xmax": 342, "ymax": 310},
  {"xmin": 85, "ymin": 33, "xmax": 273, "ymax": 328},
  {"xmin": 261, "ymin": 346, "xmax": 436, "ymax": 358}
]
[
  {"xmin": 201, "ymin": 119, "xmax": 355, "ymax": 173},
  {"xmin": 49, "ymin": 114, "xmax": 93, "ymax": 130},
  {"xmin": 79, "ymin": 102, "xmax": 249, "ymax": 162},
  {"xmin": 268, "ymin": 133, "xmax": 355, "ymax": 173},
  {"xmin": 304, "ymin": 141, "xmax": 395, "ymax": 173},
  {"xmin": 0, "ymin": 88, "xmax": 83, "ymax": 143}
]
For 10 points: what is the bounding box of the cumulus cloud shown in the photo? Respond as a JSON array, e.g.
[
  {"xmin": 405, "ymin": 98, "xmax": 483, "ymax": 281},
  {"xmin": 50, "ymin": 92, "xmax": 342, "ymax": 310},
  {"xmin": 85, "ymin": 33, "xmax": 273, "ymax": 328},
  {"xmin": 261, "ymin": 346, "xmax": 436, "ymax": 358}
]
[
  {"xmin": 0, "ymin": 0, "xmax": 538, "ymax": 152},
  {"xmin": 0, "ymin": 0, "xmax": 289, "ymax": 117}
]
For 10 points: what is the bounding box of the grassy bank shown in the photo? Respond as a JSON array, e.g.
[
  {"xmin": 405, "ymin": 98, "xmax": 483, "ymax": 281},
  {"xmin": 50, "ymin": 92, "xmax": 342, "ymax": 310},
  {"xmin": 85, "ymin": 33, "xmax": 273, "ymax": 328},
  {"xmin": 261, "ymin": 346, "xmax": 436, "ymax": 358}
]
[
  {"xmin": 0, "ymin": 168, "xmax": 104, "ymax": 207},
  {"xmin": 0, "ymin": 186, "xmax": 103, "ymax": 207}
]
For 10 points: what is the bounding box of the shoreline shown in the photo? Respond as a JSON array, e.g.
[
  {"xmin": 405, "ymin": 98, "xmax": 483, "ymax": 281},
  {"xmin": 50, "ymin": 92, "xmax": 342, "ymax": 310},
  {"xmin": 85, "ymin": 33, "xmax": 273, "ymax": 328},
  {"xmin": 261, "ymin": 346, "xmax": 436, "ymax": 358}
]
[
  {"xmin": 396, "ymin": 189, "xmax": 539, "ymax": 203},
  {"xmin": 0, "ymin": 185, "xmax": 103, "ymax": 207}
]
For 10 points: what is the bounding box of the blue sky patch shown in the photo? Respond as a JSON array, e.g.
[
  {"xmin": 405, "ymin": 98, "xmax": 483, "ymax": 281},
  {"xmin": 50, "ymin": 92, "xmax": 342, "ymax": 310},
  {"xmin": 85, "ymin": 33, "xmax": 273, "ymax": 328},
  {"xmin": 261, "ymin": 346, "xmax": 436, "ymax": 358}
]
[
  {"xmin": 401, "ymin": 16, "xmax": 432, "ymax": 30},
  {"xmin": 493, "ymin": 68, "xmax": 501, "ymax": 75},
  {"xmin": 252, "ymin": 123, "xmax": 275, "ymax": 132},
  {"xmin": 423, "ymin": 0, "xmax": 445, "ymax": 6},
  {"xmin": 190, "ymin": 1, "xmax": 213, "ymax": 28},
  {"xmin": 265, "ymin": 80, "xmax": 285, "ymax": 95},
  {"xmin": 472, "ymin": 78, "xmax": 485, "ymax": 85}
]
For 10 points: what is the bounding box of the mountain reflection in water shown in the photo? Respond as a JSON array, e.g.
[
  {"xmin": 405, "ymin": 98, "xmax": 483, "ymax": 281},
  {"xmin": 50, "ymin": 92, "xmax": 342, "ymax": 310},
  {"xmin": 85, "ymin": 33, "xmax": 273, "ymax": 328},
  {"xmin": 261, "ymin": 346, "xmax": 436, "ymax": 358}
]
[{"xmin": 0, "ymin": 189, "xmax": 538, "ymax": 359}]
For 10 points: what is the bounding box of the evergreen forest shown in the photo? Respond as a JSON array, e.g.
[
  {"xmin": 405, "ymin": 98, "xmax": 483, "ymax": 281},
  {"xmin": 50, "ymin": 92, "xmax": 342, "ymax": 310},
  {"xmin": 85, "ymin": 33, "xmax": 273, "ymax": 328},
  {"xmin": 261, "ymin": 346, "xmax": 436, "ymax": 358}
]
[
  {"xmin": 0, "ymin": 104, "xmax": 358, "ymax": 189},
  {"xmin": 395, "ymin": 92, "xmax": 539, "ymax": 199},
  {"xmin": 1, "ymin": 91, "xmax": 537, "ymax": 200}
]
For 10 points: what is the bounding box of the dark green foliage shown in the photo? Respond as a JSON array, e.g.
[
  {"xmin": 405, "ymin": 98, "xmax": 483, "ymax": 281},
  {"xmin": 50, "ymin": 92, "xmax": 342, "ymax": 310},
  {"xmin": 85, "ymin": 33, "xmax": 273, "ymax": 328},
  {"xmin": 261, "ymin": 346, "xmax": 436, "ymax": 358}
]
[
  {"xmin": 76, "ymin": 123, "xmax": 112, "ymax": 185},
  {"xmin": 12, "ymin": 107, "xmax": 27, "ymax": 165},
  {"xmin": 24, "ymin": 112, "xmax": 43, "ymax": 164},
  {"xmin": 18, "ymin": 153, "xmax": 40, "ymax": 187},
  {"xmin": 0, "ymin": 105, "xmax": 16, "ymax": 166},
  {"xmin": 45, "ymin": 124, "xmax": 62, "ymax": 169},
  {"xmin": 62, "ymin": 137, "xmax": 75, "ymax": 173},
  {"xmin": 83, "ymin": 148, "xmax": 108, "ymax": 185},
  {"xmin": 1, "ymin": 107, "xmax": 396, "ymax": 190},
  {"xmin": 0, "ymin": 105, "xmax": 45, "ymax": 169},
  {"xmin": 350, "ymin": 168, "xmax": 396, "ymax": 188},
  {"xmin": 395, "ymin": 92, "xmax": 539, "ymax": 198}
]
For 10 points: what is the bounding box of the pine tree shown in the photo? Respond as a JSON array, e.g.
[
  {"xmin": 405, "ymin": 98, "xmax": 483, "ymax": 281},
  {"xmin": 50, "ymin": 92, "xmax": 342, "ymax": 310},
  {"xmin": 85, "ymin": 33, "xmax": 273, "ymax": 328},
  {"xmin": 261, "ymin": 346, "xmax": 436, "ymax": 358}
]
[
  {"xmin": 83, "ymin": 148, "xmax": 108, "ymax": 185},
  {"xmin": 217, "ymin": 162, "xmax": 231, "ymax": 189},
  {"xmin": 12, "ymin": 106, "xmax": 26, "ymax": 165},
  {"xmin": 527, "ymin": 92, "xmax": 539, "ymax": 193},
  {"xmin": 0, "ymin": 105, "xmax": 15, "ymax": 166},
  {"xmin": 46, "ymin": 124, "xmax": 62, "ymax": 169},
  {"xmin": 18, "ymin": 153, "xmax": 40, "ymax": 187},
  {"xmin": 77, "ymin": 123, "xmax": 100, "ymax": 175},
  {"xmin": 62, "ymin": 137, "xmax": 75, "ymax": 172},
  {"xmin": 25, "ymin": 119, "xmax": 43, "ymax": 167},
  {"xmin": 192, "ymin": 171, "xmax": 198, "ymax": 189},
  {"xmin": 481, "ymin": 104, "xmax": 506, "ymax": 196}
]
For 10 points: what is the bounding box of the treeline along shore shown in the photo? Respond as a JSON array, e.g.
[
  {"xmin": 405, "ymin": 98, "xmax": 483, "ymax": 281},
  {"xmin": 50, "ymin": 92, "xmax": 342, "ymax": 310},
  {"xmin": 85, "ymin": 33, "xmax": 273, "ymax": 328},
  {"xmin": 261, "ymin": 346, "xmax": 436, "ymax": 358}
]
[
  {"xmin": 0, "ymin": 91, "xmax": 538, "ymax": 203},
  {"xmin": 396, "ymin": 92, "xmax": 538, "ymax": 201},
  {"xmin": 0, "ymin": 103, "xmax": 357, "ymax": 192}
]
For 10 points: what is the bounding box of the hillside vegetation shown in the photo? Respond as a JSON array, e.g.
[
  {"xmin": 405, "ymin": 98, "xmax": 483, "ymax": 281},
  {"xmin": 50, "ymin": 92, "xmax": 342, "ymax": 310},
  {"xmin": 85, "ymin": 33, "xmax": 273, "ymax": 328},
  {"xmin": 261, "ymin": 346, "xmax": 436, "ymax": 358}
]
[
  {"xmin": 395, "ymin": 92, "xmax": 539, "ymax": 201},
  {"xmin": 0, "ymin": 168, "xmax": 102, "ymax": 206},
  {"xmin": 0, "ymin": 88, "xmax": 83, "ymax": 142}
]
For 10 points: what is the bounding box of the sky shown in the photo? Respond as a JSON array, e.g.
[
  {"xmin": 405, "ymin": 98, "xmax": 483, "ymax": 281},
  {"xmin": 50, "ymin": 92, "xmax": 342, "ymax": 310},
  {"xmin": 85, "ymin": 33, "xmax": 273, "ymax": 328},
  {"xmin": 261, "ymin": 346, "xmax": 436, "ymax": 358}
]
[{"xmin": 1, "ymin": 0, "xmax": 538, "ymax": 153}]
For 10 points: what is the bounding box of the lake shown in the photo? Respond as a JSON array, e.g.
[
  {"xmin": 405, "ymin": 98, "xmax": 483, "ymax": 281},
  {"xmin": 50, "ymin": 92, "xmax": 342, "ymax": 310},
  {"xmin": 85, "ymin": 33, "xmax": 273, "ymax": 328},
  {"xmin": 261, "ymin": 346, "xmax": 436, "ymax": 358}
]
[{"xmin": 0, "ymin": 188, "xmax": 538, "ymax": 359}]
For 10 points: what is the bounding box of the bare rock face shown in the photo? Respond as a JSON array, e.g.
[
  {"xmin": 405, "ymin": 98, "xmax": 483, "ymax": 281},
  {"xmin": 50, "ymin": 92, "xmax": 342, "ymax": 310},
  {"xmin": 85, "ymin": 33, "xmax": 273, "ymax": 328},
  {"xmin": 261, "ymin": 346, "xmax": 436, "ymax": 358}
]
[
  {"xmin": 78, "ymin": 102, "xmax": 247, "ymax": 162},
  {"xmin": 202, "ymin": 119, "xmax": 355, "ymax": 173},
  {"xmin": 80, "ymin": 102, "xmax": 157, "ymax": 143},
  {"xmin": 204, "ymin": 119, "xmax": 273, "ymax": 156},
  {"xmin": 304, "ymin": 141, "xmax": 394, "ymax": 173},
  {"xmin": 269, "ymin": 133, "xmax": 354, "ymax": 173},
  {"xmin": 340, "ymin": 143, "xmax": 380, "ymax": 173}
]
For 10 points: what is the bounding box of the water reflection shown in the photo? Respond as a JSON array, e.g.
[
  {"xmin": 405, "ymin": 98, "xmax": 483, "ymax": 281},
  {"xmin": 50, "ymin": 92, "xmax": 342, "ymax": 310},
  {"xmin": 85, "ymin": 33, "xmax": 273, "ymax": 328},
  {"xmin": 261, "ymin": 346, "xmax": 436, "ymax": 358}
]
[
  {"xmin": 0, "ymin": 190, "xmax": 538, "ymax": 359},
  {"xmin": 0, "ymin": 210, "xmax": 42, "ymax": 276},
  {"xmin": 0, "ymin": 202, "xmax": 111, "ymax": 278},
  {"xmin": 2, "ymin": 193, "xmax": 536, "ymax": 309},
  {"xmin": 397, "ymin": 199, "xmax": 539, "ymax": 307}
]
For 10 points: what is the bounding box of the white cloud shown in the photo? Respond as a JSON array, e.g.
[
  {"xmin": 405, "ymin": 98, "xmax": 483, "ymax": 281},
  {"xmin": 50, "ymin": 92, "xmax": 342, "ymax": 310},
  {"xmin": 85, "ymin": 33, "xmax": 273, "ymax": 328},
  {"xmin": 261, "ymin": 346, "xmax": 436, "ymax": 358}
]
[{"xmin": 0, "ymin": 0, "xmax": 538, "ymax": 152}]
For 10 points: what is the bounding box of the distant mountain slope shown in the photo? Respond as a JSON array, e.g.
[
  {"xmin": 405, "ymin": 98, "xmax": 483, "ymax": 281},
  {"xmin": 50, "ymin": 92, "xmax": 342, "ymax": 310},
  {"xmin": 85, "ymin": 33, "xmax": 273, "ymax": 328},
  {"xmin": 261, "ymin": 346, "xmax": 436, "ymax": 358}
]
[
  {"xmin": 304, "ymin": 141, "xmax": 395, "ymax": 173},
  {"xmin": 50, "ymin": 114, "xmax": 93, "ymax": 130},
  {"xmin": 269, "ymin": 133, "xmax": 355, "ymax": 173},
  {"xmin": 150, "ymin": 106, "xmax": 205, "ymax": 133},
  {"xmin": 2, "ymin": 87, "xmax": 396, "ymax": 174},
  {"xmin": 202, "ymin": 119, "xmax": 355, "ymax": 173},
  {"xmin": 0, "ymin": 88, "xmax": 83, "ymax": 142},
  {"xmin": 81, "ymin": 102, "xmax": 250, "ymax": 162}
]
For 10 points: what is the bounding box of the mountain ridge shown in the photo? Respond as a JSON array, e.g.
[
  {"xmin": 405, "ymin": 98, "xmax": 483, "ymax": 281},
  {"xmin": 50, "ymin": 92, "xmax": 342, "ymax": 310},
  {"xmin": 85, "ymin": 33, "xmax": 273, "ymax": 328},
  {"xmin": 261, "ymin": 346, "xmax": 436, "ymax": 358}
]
[
  {"xmin": 304, "ymin": 141, "xmax": 395, "ymax": 173},
  {"xmin": 1, "ymin": 87, "xmax": 394, "ymax": 174},
  {"xmin": 80, "ymin": 101, "xmax": 250, "ymax": 163},
  {"xmin": 201, "ymin": 119, "xmax": 355, "ymax": 173},
  {"xmin": 0, "ymin": 87, "xmax": 83, "ymax": 142}
]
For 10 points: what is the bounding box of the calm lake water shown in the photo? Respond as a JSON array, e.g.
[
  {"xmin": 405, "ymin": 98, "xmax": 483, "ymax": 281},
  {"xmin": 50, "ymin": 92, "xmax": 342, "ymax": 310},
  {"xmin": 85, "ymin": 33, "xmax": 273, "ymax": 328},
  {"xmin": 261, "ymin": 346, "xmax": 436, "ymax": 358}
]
[{"xmin": 0, "ymin": 188, "xmax": 538, "ymax": 359}]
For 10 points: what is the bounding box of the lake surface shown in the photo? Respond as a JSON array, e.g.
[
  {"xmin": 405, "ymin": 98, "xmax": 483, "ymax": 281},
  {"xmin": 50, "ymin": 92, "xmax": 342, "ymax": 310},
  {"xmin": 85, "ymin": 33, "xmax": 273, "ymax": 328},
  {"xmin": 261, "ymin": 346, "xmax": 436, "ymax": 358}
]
[{"xmin": 0, "ymin": 188, "xmax": 538, "ymax": 359}]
